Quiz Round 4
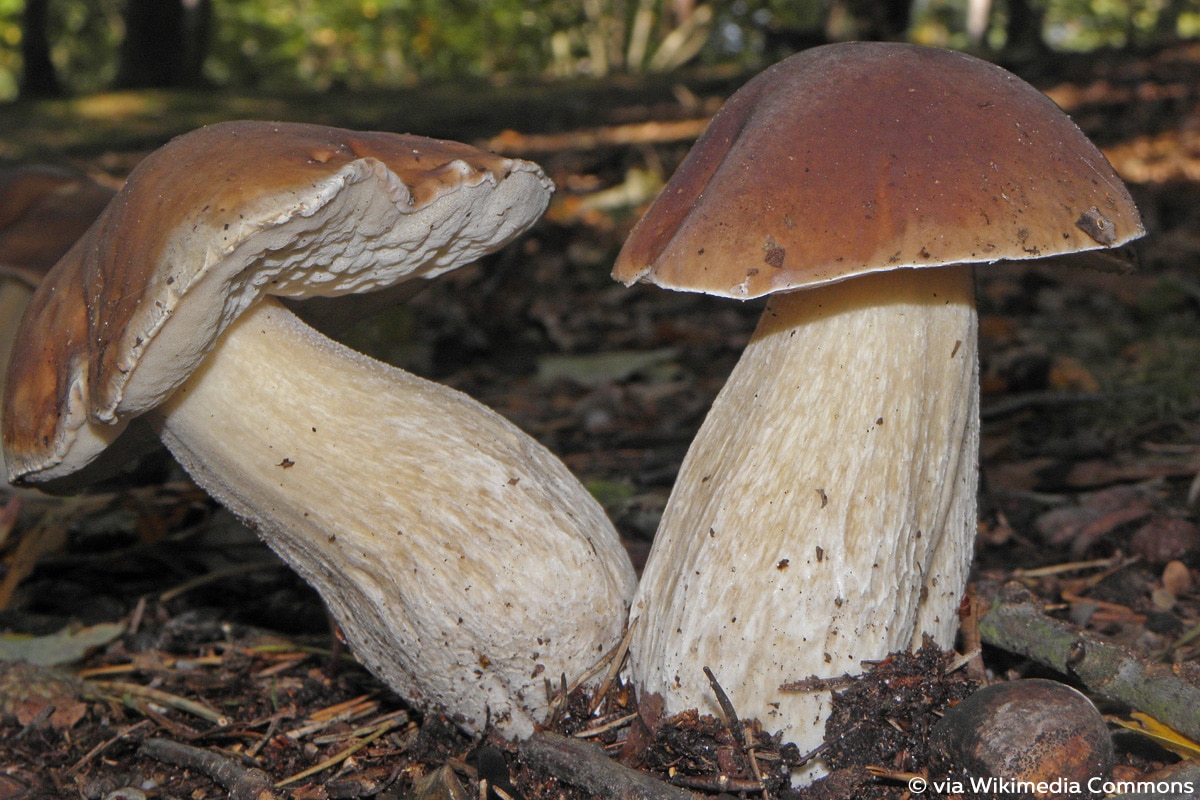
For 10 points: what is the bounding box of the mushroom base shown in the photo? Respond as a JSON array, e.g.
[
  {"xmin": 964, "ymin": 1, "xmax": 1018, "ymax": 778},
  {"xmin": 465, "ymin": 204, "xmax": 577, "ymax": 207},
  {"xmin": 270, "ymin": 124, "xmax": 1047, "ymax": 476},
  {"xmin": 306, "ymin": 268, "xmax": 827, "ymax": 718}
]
[
  {"xmin": 629, "ymin": 266, "xmax": 979, "ymax": 777},
  {"xmin": 153, "ymin": 297, "xmax": 637, "ymax": 737}
]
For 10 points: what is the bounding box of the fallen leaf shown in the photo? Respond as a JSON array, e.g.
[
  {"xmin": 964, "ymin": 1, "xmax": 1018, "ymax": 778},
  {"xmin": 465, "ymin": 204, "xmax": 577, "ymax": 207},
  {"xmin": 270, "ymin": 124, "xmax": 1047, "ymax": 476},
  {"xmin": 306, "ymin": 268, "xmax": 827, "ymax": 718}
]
[
  {"xmin": 1110, "ymin": 712, "xmax": 1200, "ymax": 760},
  {"xmin": 0, "ymin": 622, "xmax": 126, "ymax": 666}
]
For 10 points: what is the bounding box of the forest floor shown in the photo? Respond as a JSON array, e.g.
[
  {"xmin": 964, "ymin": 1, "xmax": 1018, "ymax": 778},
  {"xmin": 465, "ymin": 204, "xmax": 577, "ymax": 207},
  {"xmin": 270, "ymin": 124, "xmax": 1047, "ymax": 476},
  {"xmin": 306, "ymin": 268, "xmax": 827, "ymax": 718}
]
[{"xmin": 2, "ymin": 40, "xmax": 1200, "ymax": 800}]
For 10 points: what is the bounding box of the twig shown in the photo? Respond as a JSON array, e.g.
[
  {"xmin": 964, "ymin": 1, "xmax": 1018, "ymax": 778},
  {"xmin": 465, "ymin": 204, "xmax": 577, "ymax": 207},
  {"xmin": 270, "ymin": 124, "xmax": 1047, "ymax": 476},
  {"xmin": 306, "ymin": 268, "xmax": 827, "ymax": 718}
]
[
  {"xmin": 141, "ymin": 738, "xmax": 277, "ymax": 800},
  {"xmin": 519, "ymin": 731, "xmax": 696, "ymax": 800},
  {"xmin": 702, "ymin": 665, "xmax": 765, "ymax": 794},
  {"xmin": 979, "ymin": 582, "xmax": 1200, "ymax": 741},
  {"xmin": 11, "ymin": 702, "xmax": 55, "ymax": 742},
  {"xmin": 311, "ymin": 709, "xmax": 409, "ymax": 744},
  {"xmin": 865, "ymin": 766, "xmax": 924, "ymax": 783},
  {"xmin": 589, "ymin": 618, "xmax": 637, "ymax": 715},
  {"xmin": 575, "ymin": 712, "xmax": 638, "ymax": 738},
  {"xmin": 740, "ymin": 726, "xmax": 769, "ymax": 800},
  {"xmin": 544, "ymin": 673, "xmax": 570, "ymax": 727},
  {"xmin": 945, "ymin": 648, "xmax": 983, "ymax": 677},
  {"xmin": 286, "ymin": 694, "xmax": 377, "ymax": 738},
  {"xmin": 127, "ymin": 595, "xmax": 148, "ymax": 636},
  {"xmin": 253, "ymin": 654, "xmax": 310, "ymax": 678},
  {"xmin": 67, "ymin": 719, "xmax": 153, "ymax": 775},
  {"xmin": 702, "ymin": 666, "xmax": 745, "ymax": 745},
  {"xmin": 275, "ymin": 717, "xmax": 401, "ymax": 787},
  {"xmin": 1011, "ymin": 554, "xmax": 1128, "ymax": 579},
  {"xmin": 246, "ymin": 712, "xmax": 285, "ymax": 758},
  {"xmin": 956, "ymin": 589, "xmax": 989, "ymax": 685},
  {"xmin": 670, "ymin": 774, "xmax": 766, "ymax": 793},
  {"xmin": 89, "ymin": 680, "xmax": 230, "ymax": 727},
  {"xmin": 79, "ymin": 654, "xmax": 224, "ymax": 679},
  {"xmin": 778, "ymin": 674, "xmax": 858, "ymax": 693}
]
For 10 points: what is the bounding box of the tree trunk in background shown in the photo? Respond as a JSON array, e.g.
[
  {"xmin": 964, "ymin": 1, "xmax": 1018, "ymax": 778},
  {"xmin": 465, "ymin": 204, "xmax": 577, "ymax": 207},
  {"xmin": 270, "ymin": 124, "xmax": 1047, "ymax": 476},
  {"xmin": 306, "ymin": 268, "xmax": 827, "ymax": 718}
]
[
  {"xmin": 116, "ymin": 0, "xmax": 211, "ymax": 88},
  {"xmin": 828, "ymin": 0, "xmax": 912, "ymax": 42},
  {"xmin": 20, "ymin": 0, "xmax": 62, "ymax": 99},
  {"xmin": 879, "ymin": 0, "xmax": 912, "ymax": 39},
  {"xmin": 1004, "ymin": 0, "xmax": 1048, "ymax": 56}
]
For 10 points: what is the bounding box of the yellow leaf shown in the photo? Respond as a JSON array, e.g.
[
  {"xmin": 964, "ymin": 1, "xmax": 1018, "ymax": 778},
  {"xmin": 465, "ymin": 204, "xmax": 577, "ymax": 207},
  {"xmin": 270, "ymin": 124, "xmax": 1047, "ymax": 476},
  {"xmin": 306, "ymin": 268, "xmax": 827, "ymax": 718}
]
[{"xmin": 1110, "ymin": 712, "xmax": 1200, "ymax": 759}]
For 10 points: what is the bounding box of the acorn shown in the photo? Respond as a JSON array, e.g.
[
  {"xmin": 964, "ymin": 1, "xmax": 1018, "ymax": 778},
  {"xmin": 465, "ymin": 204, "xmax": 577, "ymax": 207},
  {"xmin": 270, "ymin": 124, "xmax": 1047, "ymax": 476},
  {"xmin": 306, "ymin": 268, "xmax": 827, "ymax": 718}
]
[{"xmin": 930, "ymin": 679, "xmax": 1113, "ymax": 799}]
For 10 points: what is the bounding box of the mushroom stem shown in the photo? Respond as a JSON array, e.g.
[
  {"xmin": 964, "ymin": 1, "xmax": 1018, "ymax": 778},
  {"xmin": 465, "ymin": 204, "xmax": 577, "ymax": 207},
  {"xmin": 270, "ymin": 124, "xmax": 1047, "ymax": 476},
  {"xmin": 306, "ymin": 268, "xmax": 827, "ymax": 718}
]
[
  {"xmin": 629, "ymin": 265, "xmax": 979, "ymax": 763},
  {"xmin": 153, "ymin": 296, "xmax": 637, "ymax": 737}
]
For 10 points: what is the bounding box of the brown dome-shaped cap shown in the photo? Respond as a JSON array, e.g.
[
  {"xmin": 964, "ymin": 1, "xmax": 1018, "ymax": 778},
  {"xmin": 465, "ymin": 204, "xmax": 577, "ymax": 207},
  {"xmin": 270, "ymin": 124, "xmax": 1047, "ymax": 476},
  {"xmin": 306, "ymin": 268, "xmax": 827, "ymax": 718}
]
[
  {"xmin": 5, "ymin": 120, "xmax": 552, "ymax": 483},
  {"xmin": 613, "ymin": 42, "xmax": 1144, "ymax": 299},
  {"xmin": 0, "ymin": 164, "xmax": 115, "ymax": 285}
]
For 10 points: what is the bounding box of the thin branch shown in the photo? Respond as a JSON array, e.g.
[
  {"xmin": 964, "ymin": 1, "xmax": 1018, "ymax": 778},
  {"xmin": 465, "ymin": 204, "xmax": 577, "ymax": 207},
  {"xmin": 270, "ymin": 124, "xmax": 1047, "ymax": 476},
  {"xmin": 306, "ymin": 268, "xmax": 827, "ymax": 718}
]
[
  {"xmin": 67, "ymin": 719, "xmax": 153, "ymax": 775},
  {"xmin": 590, "ymin": 618, "xmax": 637, "ymax": 715},
  {"xmin": 519, "ymin": 731, "xmax": 695, "ymax": 800},
  {"xmin": 979, "ymin": 582, "xmax": 1200, "ymax": 742},
  {"xmin": 89, "ymin": 680, "xmax": 230, "ymax": 727},
  {"xmin": 275, "ymin": 717, "xmax": 401, "ymax": 787},
  {"xmin": 141, "ymin": 738, "xmax": 277, "ymax": 800},
  {"xmin": 702, "ymin": 664, "xmax": 765, "ymax": 794}
]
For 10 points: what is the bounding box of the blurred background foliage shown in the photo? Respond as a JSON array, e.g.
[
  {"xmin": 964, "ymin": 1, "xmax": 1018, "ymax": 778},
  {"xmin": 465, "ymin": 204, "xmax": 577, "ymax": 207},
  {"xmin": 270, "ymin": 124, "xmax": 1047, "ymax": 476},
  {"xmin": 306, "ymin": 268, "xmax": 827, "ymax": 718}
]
[{"xmin": 0, "ymin": 0, "xmax": 1198, "ymax": 102}]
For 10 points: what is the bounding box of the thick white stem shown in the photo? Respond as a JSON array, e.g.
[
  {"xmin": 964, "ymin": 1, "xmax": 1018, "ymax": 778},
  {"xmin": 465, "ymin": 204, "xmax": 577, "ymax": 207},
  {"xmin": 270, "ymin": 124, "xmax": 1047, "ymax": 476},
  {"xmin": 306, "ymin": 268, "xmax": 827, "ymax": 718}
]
[
  {"xmin": 154, "ymin": 297, "xmax": 637, "ymax": 737},
  {"xmin": 629, "ymin": 266, "xmax": 979, "ymax": 769}
]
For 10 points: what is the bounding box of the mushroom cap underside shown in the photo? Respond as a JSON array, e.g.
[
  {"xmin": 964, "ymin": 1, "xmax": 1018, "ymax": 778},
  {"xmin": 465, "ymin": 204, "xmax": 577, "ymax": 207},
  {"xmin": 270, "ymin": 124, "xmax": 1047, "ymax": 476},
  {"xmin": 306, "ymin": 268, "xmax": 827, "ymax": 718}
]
[
  {"xmin": 4, "ymin": 120, "xmax": 553, "ymax": 482},
  {"xmin": 613, "ymin": 42, "xmax": 1144, "ymax": 299}
]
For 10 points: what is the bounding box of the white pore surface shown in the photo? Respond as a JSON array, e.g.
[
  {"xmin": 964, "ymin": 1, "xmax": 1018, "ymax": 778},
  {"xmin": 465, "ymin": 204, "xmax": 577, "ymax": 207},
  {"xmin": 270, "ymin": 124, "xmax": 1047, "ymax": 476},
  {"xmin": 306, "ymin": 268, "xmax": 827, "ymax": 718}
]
[
  {"xmin": 156, "ymin": 298, "xmax": 636, "ymax": 738},
  {"xmin": 44, "ymin": 158, "xmax": 551, "ymax": 480},
  {"xmin": 120, "ymin": 157, "xmax": 550, "ymax": 417},
  {"xmin": 628, "ymin": 266, "xmax": 980, "ymax": 777}
]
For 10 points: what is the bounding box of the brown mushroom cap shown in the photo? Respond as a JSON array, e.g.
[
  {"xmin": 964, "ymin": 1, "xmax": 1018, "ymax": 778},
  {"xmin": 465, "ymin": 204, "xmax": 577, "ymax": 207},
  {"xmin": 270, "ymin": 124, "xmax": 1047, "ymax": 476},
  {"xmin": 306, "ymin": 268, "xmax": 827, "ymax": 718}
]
[
  {"xmin": 613, "ymin": 42, "xmax": 1144, "ymax": 299},
  {"xmin": 5, "ymin": 120, "xmax": 552, "ymax": 482}
]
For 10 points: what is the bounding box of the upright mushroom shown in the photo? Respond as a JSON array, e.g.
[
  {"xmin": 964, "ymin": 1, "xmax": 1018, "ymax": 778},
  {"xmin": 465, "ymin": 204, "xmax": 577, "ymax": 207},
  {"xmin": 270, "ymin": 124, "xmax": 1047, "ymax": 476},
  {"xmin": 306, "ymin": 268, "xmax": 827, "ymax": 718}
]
[
  {"xmin": 4, "ymin": 121, "xmax": 637, "ymax": 737},
  {"xmin": 613, "ymin": 42, "xmax": 1142, "ymax": 767}
]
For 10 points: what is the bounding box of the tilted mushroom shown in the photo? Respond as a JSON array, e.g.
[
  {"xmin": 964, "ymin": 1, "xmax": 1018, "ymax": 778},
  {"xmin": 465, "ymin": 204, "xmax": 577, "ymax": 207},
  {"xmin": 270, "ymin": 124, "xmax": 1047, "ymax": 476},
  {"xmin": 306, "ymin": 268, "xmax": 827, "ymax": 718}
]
[
  {"xmin": 4, "ymin": 121, "xmax": 637, "ymax": 737},
  {"xmin": 613, "ymin": 42, "xmax": 1143, "ymax": 769},
  {"xmin": 0, "ymin": 164, "xmax": 115, "ymax": 412}
]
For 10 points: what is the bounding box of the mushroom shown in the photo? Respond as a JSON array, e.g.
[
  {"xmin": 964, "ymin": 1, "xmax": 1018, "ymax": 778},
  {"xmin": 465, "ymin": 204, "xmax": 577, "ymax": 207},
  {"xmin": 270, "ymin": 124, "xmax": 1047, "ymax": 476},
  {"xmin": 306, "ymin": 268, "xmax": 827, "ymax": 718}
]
[
  {"xmin": 612, "ymin": 42, "xmax": 1143, "ymax": 768},
  {"xmin": 0, "ymin": 165, "xmax": 115, "ymax": 413},
  {"xmin": 4, "ymin": 121, "xmax": 637, "ymax": 737}
]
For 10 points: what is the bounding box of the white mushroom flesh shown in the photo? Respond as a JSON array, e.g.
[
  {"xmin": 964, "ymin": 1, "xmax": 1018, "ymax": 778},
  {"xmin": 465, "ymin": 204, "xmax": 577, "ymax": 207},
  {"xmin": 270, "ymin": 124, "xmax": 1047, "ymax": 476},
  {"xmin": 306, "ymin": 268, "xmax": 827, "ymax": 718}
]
[
  {"xmin": 628, "ymin": 265, "xmax": 978, "ymax": 770},
  {"xmin": 155, "ymin": 296, "xmax": 637, "ymax": 737}
]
